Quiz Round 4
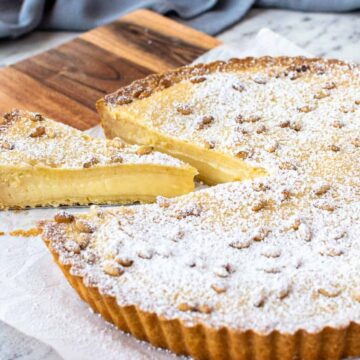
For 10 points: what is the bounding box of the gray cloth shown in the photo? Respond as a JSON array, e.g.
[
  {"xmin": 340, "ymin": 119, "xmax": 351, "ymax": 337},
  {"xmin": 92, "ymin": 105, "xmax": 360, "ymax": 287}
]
[{"xmin": 0, "ymin": 0, "xmax": 359, "ymax": 39}]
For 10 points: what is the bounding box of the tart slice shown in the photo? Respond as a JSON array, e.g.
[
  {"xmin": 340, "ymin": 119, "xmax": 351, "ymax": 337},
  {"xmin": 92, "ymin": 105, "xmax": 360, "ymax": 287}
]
[{"xmin": 0, "ymin": 110, "xmax": 197, "ymax": 209}]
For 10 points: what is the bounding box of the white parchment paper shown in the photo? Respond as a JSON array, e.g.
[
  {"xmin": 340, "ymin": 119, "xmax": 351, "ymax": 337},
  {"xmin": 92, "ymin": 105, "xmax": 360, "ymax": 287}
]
[{"xmin": 0, "ymin": 29, "xmax": 311, "ymax": 360}]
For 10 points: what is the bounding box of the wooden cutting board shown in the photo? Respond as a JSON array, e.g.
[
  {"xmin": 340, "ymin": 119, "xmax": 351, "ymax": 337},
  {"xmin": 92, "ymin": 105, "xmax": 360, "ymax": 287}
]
[{"xmin": 0, "ymin": 10, "xmax": 220, "ymax": 130}]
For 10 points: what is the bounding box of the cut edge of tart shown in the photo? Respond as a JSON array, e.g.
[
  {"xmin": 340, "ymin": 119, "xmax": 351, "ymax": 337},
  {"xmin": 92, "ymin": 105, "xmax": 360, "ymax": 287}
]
[{"xmin": 0, "ymin": 110, "xmax": 197, "ymax": 209}]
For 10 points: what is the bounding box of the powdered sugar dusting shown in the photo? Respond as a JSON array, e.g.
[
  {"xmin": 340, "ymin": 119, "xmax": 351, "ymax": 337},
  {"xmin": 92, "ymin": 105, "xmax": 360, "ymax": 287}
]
[
  {"xmin": 45, "ymin": 172, "xmax": 360, "ymax": 334},
  {"xmin": 124, "ymin": 59, "xmax": 360, "ymax": 181},
  {"xmin": 0, "ymin": 110, "xmax": 188, "ymax": 169},
  {"xmin": 44, "ymin": 59, "xmax": 360, "ymax": 335}
]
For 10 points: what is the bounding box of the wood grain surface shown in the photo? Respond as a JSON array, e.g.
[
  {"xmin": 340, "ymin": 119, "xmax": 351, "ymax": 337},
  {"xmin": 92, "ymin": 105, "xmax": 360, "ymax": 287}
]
[{"xmin": 0, "ymin": 10, "xmax": 220, "ymax": 129}]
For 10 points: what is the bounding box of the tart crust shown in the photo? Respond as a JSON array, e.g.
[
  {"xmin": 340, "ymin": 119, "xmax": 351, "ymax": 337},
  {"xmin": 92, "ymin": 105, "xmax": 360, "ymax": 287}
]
[{"xmin": 45, "ymin": 240, "xmax": 360, "ymax": 360}]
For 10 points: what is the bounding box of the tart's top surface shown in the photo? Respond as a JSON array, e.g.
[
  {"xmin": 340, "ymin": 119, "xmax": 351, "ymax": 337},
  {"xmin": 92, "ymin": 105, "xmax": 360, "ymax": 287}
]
[
  {"xmin": 0, "ymin": 110, "xmax": 190, "ymax": 169},
  {"xmin": 104, "ymin": 57, "xmax": 360, "ymax": 180},
  {"xmin": 43, "ymin": 173, "xmax": 360, "ymax": 334},
  {"xmin": 44, "ymin": 57, "xmax": 360, "ymax": 335}
]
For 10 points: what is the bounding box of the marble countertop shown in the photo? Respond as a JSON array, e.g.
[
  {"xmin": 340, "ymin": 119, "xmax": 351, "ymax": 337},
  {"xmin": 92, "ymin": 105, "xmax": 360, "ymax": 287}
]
[
  {"xmin": 219, "ymin": 8, "xmax": 360, "ymax": 62},
  {"xmin": 0, "ymin": 8, "xmax": 359, "ymax": 360}
]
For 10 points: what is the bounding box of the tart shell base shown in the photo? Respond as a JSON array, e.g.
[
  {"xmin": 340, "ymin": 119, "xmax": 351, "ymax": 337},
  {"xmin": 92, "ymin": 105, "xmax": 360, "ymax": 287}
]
[{"xmin": 46, "ymin": 242, "xmax": 360, "ymax": 360}]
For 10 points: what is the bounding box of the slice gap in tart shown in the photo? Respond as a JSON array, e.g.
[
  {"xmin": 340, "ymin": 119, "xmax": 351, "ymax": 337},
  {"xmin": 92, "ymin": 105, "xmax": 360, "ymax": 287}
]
[{"xmin": 0, "ymin": 110, "xmax": 197, "ymax": 209}]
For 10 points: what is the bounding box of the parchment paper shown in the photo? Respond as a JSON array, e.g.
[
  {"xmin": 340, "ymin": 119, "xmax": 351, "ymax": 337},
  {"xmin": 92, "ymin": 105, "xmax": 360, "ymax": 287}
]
[{"xmin": 0, "ymin": 29, "xmax": 311, "ymax": 360}]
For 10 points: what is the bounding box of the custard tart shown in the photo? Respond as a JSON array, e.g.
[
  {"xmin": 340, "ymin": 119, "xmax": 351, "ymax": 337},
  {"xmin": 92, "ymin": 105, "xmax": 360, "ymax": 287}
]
[{"xmin": 44, "ymin": 57, "xmax": 360, "ymax": 359}]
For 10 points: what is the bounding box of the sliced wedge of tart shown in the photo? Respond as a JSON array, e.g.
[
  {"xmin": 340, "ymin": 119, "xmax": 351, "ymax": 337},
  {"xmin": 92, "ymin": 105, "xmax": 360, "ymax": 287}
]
[
  {"xmin": 97, "ymin": 56, "xmax": 359, "ymax": 184},
  {"xmin": 0, "ymin": 110, "xmax": 197, "ymax": 209}
]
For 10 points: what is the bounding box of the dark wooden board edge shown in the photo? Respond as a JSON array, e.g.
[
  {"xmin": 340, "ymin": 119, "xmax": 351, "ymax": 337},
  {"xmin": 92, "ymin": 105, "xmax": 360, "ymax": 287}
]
[{"xmin": 0, "ymin": 10, "xmax": 221, "ymax": 129}]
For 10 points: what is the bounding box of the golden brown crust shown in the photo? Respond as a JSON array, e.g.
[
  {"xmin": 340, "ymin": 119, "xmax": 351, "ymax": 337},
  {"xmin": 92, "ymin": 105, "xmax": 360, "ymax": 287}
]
[
  {"xmin": 44, "ymin": 235, "xmax": 360, "ymax": 360},
  {"xmin": 100, "ymin": 56, "xmax": 356, "ymax": 107}
]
